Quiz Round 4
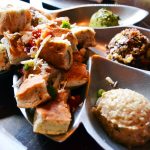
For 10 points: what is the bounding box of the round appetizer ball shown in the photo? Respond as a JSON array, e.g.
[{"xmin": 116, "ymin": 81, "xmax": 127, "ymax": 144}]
[
  {"xmin": 93, "ymin": 88, "xmax": 150, "ymax": 146},
  {"xmin": 89, "ymin": 8, "xmax": 119, "ymax": 28},
  {"xmin": 106, "ymin": 28, "xmax": 150, "ymax": 69}
]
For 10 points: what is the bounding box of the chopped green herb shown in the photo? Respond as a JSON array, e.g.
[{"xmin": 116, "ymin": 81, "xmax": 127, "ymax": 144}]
[
  {"xmin": 61, "ymin": 20, "xmax": 71, "ymax": 29},
  {"xmin": 97, "ymin": 89, "xmax": 106, "ymax": 98},
  {"xmin": 38, "ymin": 18, "xmax": 43, "ymax": 23},
  {"xmin": 23, "ymin": 64, "xmax": 30, "ymax": 71},
  {"xmin": 47, "ymin": 85, "xmax": 57, "ymax": 100}
]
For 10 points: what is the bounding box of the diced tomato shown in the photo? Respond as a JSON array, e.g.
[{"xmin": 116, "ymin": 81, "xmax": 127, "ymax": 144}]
[
  {"xmin": 32, "ymin": 29, "xmax": 41, "ymax": 39},
  {"xmin": 28, "ymin": 39, "xmax": 35, "ymax": 47},
  {"xmin": 68, "ymin": 95, "xmax": 82, "ymax": 111}
]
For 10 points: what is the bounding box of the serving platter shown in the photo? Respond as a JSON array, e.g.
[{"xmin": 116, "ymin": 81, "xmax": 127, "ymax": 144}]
[
  {"xmin": 81, "ymin": 26, "xmax": 150, "ymax": 150},
  {"xmin": 83, "ymin": 55, "xmax": 150, "ymax": 150},
  {"xmin": 13, "ymin": 25, "xmax": 150, "ymax": 148},
  {"xmin": 8, "ymin": 1, "xmax": 150, "ymax": 150},
  {"xmin": 13, "ymin": 73, "xmax": 87, "ymax": 142},
  {"xmin": 50, "ymin": 4, "xmax": 148, "ymax": 27}
]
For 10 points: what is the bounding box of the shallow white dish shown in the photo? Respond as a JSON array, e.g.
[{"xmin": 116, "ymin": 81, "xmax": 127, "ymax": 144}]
[
  {"xmin": 50, "ymin": 4, "xmax": 149, "ymax": 27},
  {"xmin": 83, "ymin": 55, "xmax": 150, "ymax": 150}
]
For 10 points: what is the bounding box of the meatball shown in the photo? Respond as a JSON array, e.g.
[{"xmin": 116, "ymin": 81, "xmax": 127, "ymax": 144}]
[
  {"xmin": 93, "ymin": 89, "xmax": 150, "ymax": 146},
  {"xmin": 106, "ymin": 28, "xmax": 150, "ymax": 69}
]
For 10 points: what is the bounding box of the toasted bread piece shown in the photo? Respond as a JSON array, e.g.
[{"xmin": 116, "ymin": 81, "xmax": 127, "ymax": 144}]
[
  {"xmin": 2, "ymin": 32, "xmax": 29, "ymax": 64},
  {"xmin": 39, "ymin": 37, "xmax": 73, "ymax": 70},
  {"xmin": 16, "ymin": 74, "xmax": 50, "ymax": 108},
  {"xmin": 63, "ymin": 62, "xmax": 89, "ymax": 88},
  {"xmin": 71, "ymin": 26, "xmax": 96, "ymax": 48},
  {"xmin": 0, "ymin": 4, "xmax": 31, "ymax": 35},
  {"xmin": 0, "ymin": 44, "xmax": 10, "ymax": 71},
  {"xmin": 33, "ymin": 90, "xmax": 71, "ymax": 135}
]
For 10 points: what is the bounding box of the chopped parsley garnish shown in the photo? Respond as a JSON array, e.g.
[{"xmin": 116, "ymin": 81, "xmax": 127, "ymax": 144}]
[
  {"xmin": 61, "ymin": 20, "xmax": 71, "ymax": 29},
  {"xmin": 23, "ymin": 64, "xmax": 30, "ymax": 71},
  {"xmin": 97, "ymin": 89, "xmax": 106, "ymax": 98},
  {"xmin": 47, "ymin": 85, "xmax": 57, "ymax": 100}
]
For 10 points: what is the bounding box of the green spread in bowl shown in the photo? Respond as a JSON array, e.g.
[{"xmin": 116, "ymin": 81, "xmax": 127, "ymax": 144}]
[{"xmin": 89, "ymin": 8, "xmax": 120, "ymax": 27}]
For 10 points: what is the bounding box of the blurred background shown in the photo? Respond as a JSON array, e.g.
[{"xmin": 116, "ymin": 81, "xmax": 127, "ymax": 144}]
[{"xmin": 20, "ymin": 0, "xmax": 150, "ymax": 28}]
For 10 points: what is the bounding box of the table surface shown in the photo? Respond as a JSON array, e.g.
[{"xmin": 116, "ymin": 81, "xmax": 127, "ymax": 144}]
[{"xmin": 0, "ymin": 0, "xmax": 150, "ymax": 150}]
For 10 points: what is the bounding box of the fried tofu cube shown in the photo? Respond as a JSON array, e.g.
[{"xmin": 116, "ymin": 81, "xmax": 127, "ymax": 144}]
[
  {"xmin": 71, "ymin": 26, "xmax": 96, "ymax": 48},
  {"xmin": 2, "ymin": 32, "xmax": 29, "ymax": 64},
  {"xmin": 40, "ymin": 27, "xmax": 77, "ymax": 51},
  {"xmin": 0, "ymin": 44, "xmax": 10, "ymax": 71},
  {"xmin": 16, "ymin": 75, "xmax": 50, "ymax": 108},
  {"xmin": 63, "ymin": 32, "xmax": 78, "ymax": 51},
  {"xmin": 0, "ymin": 4, "xmax": 32, "ymax": 35},
  {"xmin": 63, "ymin": 62, "xmax": 89, "ymax": 88},
  {"xmin": 40, "ymin": 37, "xmax": 73, "ymax": 70},
  {"xmin": 33, "ymin": 90, "xmax": 71, "ymax": 135}
]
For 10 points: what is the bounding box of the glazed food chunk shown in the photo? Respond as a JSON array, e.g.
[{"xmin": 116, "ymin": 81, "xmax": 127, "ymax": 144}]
[
  {"xmin": 0, "ymin": 44, "xmax": 10, "ymax": 71},
  {"xmin": 63, "ymin": 62, "xmax": 88, "ymax": 88},
  {"xmin": 39, "ymin": 37, "xmax": 73, "ymax": 70},
  {"xmin": 0, "ymin": 4, "xmax": 32, "ymax": 35},
  {"xmin": 93, "ymin": 89, "xmax": 150, "ymax": 146},
  {"xmin": 2, "ymin": 32, "xmax": 29, "ymax": 64},
  {"xmin": 71, "ymin": 26, "xmax": 96, "ymax": 48},
  {"xmin": 16, "ymin": 74, "xmax": 50, "ymax": 108},
  {"xmin": 106, "ymin": 28, "xmax": 150, "ymax": 70},
  {"xmin": 33, "ymin": 90, "xmax": 71, "ymax": 135}
]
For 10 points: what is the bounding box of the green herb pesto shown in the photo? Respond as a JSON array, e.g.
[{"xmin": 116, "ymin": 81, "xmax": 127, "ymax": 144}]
[{"xmin": 89, "ymin": 8, "xmax": 120, "ymax": 27}]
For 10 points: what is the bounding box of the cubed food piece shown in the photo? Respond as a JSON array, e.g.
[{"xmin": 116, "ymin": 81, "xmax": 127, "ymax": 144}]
[
  {"xmin": 33, "ymin": 90, "xmax": 71, "ymax": 135},
  {"xmin": 40, "ymin": 27, "xmax": 78, "ymax": 51},
  {"xmin": 29, "ymin": 7, "xmax": 51, "ymax": 26},
  {"xmin": 39, "ymin": 37, "xmax": 73, "ymax": 70},
  {"xmin": 40, "ymin": 27, "xmax": 70, "ymax": 38},
  {"xmin": 22, "ymin": 59, "xmax": 59, "ymax": 80},
  {"xmin": 73, "ymin": 48, "xmax": 87, "ymax": 63},
  {"xmin": 2, "ymin": 32, "xmax": 29, "ymax": 64},
  {"xmin": 16, "ymin": 75, "xmax": 50, "ymax": 108},
  {"xmin": 63, "ymin": 62, "xmax": 89, "ymax": 88},
  {"xmin": 0, "ymin": 44, "xmax": 10, "ymax": 71},
  {"xmin": 56, "ymin": 89, "xmax": 70, "ymax": 103},
  {"xmin": 63, "ymin": 32, "xmax": 78, "ymax": 51},
  {"xmin": 0, "ymin": 4, "xmax": 32, "ymax": 35},
  {"xmin": 71, "ymin": 26, "xmax": 96, "ymax": 48}
]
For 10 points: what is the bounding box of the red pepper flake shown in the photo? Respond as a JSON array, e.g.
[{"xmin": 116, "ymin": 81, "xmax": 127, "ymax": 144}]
[{"xmin": 32, "ymin": 29, "xmax": 41, "ymax": 39}]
